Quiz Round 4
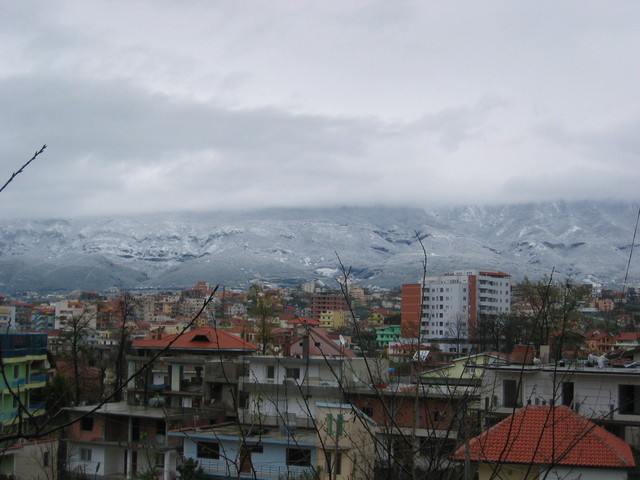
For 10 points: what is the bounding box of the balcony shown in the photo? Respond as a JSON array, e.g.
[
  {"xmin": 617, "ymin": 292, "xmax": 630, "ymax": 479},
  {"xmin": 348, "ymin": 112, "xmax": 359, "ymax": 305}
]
[
  {"xmin": 0, "ymin": 374, "xmax": 47, "ymax": 393},
  {"xmin": 204, "ymin": 361, "xmax": 240, "ymax": 383},
  {"xmin": 198, "ymin": 459, "xmax": 314, "ymax": 480}
]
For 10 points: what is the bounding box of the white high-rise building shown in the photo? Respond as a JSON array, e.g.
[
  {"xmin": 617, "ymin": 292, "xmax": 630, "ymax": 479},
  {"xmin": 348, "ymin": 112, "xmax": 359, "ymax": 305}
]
[{"xmin": 417, "ymin": 270, "xmax": 511, "ymax": 353}]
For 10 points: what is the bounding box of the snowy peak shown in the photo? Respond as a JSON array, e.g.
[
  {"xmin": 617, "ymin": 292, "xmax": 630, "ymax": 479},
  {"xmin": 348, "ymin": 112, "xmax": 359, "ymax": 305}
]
[{"xmin": 0, "ymin": 200, "xmax": 637, "ymax": 294}]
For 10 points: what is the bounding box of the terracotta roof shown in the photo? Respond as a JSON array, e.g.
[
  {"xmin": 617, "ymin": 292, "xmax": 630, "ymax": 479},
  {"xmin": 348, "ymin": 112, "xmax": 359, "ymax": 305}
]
[
  {"xmin": 508, "ymin": 345, "xmax": 535, "ymax": 364},
  {"xmin": 585, "ymin": 329, "xmax": 613, "ymax": 340},
  {"xmin": 132, "ymin": 326, "xmax": 260, "ymax": 352},
  {"xmin": 227, "ymin": 325, "xmax": 257, "ymax": 334},
  {"xmin": 289, "ymin": 327, "xmax": 355, "ymax": 358},
  {"xmin": 287, "ymin": 317, "xmax": 320, "ymax": 326},
  {"xmin": 453, "ymin": 405, "xmax": 635, "ymax": 469},
  {"xmin": 615, "ymin": 332, "xmax": 640, "ymax": 341}
]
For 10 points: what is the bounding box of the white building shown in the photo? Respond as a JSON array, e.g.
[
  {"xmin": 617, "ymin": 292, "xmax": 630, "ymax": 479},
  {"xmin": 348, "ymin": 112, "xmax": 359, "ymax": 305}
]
[
  {"xmin": 481, "ymin": 360, "xmax": 640, "ymax": 449},
  {"xmin": 0, "ymin": 305, "xmax": 16, "ymax": 329},
  {"xmin": 419, "ymin": 270, "xmax": 511, "ymax": 352},
  {"xmin": 238, "ymin": 355, "xmax": 388, "ymax": 427}
]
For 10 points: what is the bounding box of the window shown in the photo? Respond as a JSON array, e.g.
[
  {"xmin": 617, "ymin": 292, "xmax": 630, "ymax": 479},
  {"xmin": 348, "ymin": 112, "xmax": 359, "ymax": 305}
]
[
  {"xmin": 362, "ymin": 407, "xmax": 374, "ymax": 417},
  {"xmin": 43, "ymin": 451, "xmax": 50, "ymax": 467},
  {"xmin": 267, "ymin": 365, "xmax": 275, "ymax": 379},
  {"xmin": 286, "ymin": 368, "xmax": 300, "ymax": 379},
  {"xmin": 197, "ymin": 442, "xmax": 220, "ymax": 459},
  {"xmin": 80, "ymin": 448, "xmax": 92, "ymax": 461},
  {"xmin": 156, "ymin": 420, "xmax": 166, "ymax": 436},
  {"xmin": 132, "ymin": 418, "xmax": 140, "ymax": 442},
  {"xmin": 80, "ymin": 417, "xmax": 94, "ymax": 431},
  {"xmin": 287, "ymin": 448, "xmax": 312, "ymax": 467},
  {"xmin": 503, "ymin": 379, "xmax": 521, "ymax": 408},
  {"xmin": 562, "ymin": 382, "xmax": 574, "ymax": 408},
  {"xmin": 620, "ymin": 385, "xmax": 640, "ymax": 414},
  {"xmin": 13, "ymin": 365, "xmax": 19, "ymax": 379},
  {"xmin": 433, "ymin": 411, "xmax": 445, "ymax": 421},
  {"xmin": 326, "ymin": 452, "xmax": 342, "ymax": 475}
]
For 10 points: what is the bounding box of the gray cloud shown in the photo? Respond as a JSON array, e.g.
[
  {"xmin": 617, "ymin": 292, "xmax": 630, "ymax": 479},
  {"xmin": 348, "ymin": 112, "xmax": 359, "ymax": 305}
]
[{"xmin": 0, "ymin": 1, "xmax": 639, "ymax": 219}]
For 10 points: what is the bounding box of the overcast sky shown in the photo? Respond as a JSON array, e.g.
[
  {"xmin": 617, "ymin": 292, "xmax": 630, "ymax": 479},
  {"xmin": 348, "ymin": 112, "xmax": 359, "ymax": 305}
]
[{"xmin": 1, "ymin": 1, "xmax": 639, "ymax": 219}]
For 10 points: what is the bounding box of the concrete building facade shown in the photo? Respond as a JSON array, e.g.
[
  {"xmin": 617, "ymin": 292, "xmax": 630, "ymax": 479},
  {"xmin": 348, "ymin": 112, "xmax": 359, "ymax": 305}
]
[{"xmin": 402, "ymin": 270, "xmax": 511, "ymax": 352}]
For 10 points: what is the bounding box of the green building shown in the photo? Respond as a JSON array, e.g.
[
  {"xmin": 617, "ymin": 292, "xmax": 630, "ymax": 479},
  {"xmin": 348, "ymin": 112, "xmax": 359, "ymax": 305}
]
[
  {"xmin": 375, "ymin": 325, "xmax": 401, "ymax": 349},
  {"xmin": 0, "ymin": 332, "xmax": 48, "ymax": 427}
]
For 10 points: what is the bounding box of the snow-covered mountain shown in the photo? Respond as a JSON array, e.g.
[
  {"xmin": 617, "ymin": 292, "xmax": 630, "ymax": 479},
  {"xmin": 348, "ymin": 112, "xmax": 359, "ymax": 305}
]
[{"xmin": 0, "ymin": 200, "xmax": 638, "ymax": 294}]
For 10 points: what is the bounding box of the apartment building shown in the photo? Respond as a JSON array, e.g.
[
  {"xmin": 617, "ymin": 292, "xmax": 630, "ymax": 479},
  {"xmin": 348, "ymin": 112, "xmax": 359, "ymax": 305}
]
[
  {"xmin": 479, "ymin": 359, "xmax": 640, "ymax": 448},
  {"xmin": 171, "ymin": 402, "xmax": 376, "ymax": 480},
  {"xmin": 127, "ymin": 326, "xmax": 260, "ymax": 410},
  {"xmin": 310, "ymin": 294, "xmax": 347, "ymax": 321},
  {"xmin": 65, "ymin": 402, "xmax": 196, "ymax": 480},
  {"xmin": 0, "ymin": 332, "xmax": 49, "ymax": 427},
  {"xmin": 401, "ymin": 270, "xmax": 511, "ymax": 352},
  {"xmin": 237, "ymin": 329, "xmax": 387, "ymax": 427}
]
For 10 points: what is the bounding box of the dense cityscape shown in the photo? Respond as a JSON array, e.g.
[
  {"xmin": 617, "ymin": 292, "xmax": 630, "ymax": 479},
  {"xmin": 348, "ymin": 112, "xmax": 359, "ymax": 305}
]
[
  {"xmin": 2, "ymin": 270, "xmax": 640, "ymax": 479},
  {"xmin": 3, "ymin": 2, "xmax": 640, "ymax": 479}
]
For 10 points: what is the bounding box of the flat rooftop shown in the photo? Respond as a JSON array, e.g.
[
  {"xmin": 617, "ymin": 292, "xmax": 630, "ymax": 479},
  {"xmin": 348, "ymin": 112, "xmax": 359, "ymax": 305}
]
[
  {"xmin": 171, "ymin": 423, "xmax": 317, "ymax": 445},
  {"xmin": 64, "ymin": 401, "xmax": 202, "ymax": 419}
]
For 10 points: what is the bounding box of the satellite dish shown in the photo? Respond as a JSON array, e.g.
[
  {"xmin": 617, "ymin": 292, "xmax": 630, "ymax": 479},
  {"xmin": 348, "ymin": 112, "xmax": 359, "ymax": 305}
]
[{"xmin": 339, "ymin": 335, "xmax": 347, "ymax": 347}]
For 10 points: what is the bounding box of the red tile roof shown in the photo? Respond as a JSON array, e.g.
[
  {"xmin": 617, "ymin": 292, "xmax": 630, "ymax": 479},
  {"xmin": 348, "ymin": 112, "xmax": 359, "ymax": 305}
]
[
  {"xmin": 615, "ymin": 332, "xmax": 640, "ymax": 341},
  {"xmin": 227, "ymin": 325, "xmax": 257, "ymax": 334},
  {"xmin": 289, "ymin": 327, "xmax": 355, "ymax": 358},
  {"xmin": 453, "ymin": 405, "xmax": 635, "ymax": 469},
  {"xmin": 132, "ymin": 326, "xmax": 260, "ymax": 352},
  {"xmin": 287, "ymin": 317, "xmax": 320, "ymax": 326}
]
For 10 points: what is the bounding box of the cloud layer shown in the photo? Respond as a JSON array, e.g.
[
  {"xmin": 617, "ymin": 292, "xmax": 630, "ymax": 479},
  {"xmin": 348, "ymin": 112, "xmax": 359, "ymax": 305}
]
[{"xmin": 1, "ymin": 1, "xmax": 639, "ymax": 219}]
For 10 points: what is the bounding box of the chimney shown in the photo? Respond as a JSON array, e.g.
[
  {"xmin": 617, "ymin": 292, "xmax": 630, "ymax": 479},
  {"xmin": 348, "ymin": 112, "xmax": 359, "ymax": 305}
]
[{"xmin": 539, "ymin": 345, "xmax": 550, "ymax": 364}]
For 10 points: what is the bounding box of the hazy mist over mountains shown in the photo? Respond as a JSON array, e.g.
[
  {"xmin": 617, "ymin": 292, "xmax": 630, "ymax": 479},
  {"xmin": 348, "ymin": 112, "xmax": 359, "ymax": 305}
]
[{"xmin": 0, "ymin": 200, "xmax": 638, "ymax": 295}]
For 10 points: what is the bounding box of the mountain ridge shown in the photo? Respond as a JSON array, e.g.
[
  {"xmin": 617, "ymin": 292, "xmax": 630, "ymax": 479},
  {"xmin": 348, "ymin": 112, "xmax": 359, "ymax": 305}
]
[{"xmin": 0, "ymin": 200, "xmax": 638, "ymax": 294}]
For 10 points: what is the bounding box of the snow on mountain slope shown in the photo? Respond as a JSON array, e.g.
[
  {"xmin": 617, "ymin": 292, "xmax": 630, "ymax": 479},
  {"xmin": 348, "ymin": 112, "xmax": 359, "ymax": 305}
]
[{"xmin": 0, "ymin": 200, "xmax": 637, "ymax": 294}]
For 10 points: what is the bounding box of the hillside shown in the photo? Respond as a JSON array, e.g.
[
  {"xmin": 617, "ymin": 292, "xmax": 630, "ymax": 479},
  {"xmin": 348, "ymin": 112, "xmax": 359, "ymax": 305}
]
[{"xmin": 0, "ymin": 200, "xmax": 637, "ymax": 294}]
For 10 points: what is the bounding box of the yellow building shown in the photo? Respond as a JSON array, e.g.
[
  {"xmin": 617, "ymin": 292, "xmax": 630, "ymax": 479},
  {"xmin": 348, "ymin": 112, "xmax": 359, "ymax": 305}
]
[
  {"xmin": 319, "ymin": 310, "xmax": 346, "ymax": 330},
  {"xmin": 316, "ymin": 402, "xmax": 376, "ymax": 480}
]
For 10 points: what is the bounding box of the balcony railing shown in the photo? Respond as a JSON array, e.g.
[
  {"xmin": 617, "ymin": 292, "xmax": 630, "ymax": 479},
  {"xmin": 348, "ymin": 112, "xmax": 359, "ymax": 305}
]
[
  {"xmin": 0, "ymin": 374, "xmax": 48, "ymax": 391},
  {"xmin": 199, "ymin": 459, "xmax": 314, "ymax": 480}
]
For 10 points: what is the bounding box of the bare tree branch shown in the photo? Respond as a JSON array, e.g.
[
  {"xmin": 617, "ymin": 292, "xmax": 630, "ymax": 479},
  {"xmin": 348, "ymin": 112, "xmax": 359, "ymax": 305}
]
[{"xmin": 0, "ymin": 144, "xmax": 47, "ymax": 194}]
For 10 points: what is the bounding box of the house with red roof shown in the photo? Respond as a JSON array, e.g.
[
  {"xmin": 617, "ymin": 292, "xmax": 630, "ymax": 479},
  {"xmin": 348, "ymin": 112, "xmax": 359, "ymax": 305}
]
[
  {"xmin": 286, "ymin": 317, "xmax": 321, "ymax": 329},
  {"xmin": 614, "ymin": 331, "xmax": 640, "ymax": 350},
  {"xmin": 226, "ymin": 324, "xmax": 258, "ymax": 344},
  {"xmin": 453, "ymin": 405, "xmax": 635, "ymax": 479},
  {"xmin": 127, "ymin": 327, "xmax": 259, "ymax": 410},
  {"xmin": 481, "ymin": 350, "xmax": 640, "ymax": 449},
  {"xmin": 585, "ymin": 328, "xmax": 614, "ymax": 353},
  {"xmin": 287, "ymin": 327, "xmax": 354, "ymax": 358},
  {"xmin": 64, "ymin": 326, "xmax": 260, "ymax": 480},
  {"xmin": 0, "ymin": 438, "xmax": 58, "ymax": 479}
]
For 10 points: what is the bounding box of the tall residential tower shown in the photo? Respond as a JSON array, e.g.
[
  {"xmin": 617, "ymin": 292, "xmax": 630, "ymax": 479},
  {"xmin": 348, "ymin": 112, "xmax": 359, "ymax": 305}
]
[{"xmin": 402, "ymin": 270, "xmax": 511, "ymax": 353}]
